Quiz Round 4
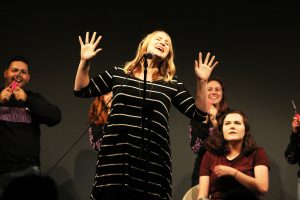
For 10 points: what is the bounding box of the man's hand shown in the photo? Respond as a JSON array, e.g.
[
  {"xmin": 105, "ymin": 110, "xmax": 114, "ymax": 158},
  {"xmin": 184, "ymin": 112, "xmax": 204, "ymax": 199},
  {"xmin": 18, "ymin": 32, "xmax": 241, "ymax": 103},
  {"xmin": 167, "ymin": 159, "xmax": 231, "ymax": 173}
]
[
  {"xmin": 13, "ymin": 87, "xmax": 27, "ymax": 101},
  {"xmin": 0, "ymin": 87, "xmax": 13, "ymax": 103}
]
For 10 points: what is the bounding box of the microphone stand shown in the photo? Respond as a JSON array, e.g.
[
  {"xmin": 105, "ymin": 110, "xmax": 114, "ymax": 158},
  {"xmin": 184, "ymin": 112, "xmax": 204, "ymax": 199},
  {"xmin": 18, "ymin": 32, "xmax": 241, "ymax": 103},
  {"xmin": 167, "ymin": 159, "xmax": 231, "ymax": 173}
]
[
  {"xmin": 137, "ymin": 53, "xmax": 153, "ymax": 159},
  {"xmin": 140, "ymin": 57, "xmax": 148, "ymax": 157},
  {"xmin": 141, "ymin": 56, "xmax": 150, "ymax": 199},
  {"xmin": 127, "ymin": 53, "xmax": 154, "ymax": 198},
  {"xmin": 125, "ymin": 54, "xmax": 149, "ymax": 158}
]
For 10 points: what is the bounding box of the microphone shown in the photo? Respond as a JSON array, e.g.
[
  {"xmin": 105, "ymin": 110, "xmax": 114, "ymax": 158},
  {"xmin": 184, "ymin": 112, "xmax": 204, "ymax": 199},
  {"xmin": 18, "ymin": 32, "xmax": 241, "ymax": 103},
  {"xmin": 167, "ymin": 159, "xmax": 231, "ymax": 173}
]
[
  {"xmin": 11, "ymin": 74, "xmax": 21, "ymax": 91},
  {"xmin": 11, "ymin": 80, "xmax": 19, "ymax": 92},
  {"xmin": 143, "ymin": 52, "xmax": 155, "ymax": 59},
  {"xmin": 292, "ymin": 100, "xmax": 300, "ymax": 119}
]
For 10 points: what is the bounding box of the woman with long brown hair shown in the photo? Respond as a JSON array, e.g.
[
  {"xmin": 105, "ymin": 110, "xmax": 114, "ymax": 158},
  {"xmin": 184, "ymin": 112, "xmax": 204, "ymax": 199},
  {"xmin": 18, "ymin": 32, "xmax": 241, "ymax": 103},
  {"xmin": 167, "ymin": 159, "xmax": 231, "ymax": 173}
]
[{"xmin": 198, "ymin": 110, "xmax": 269, "ymax": 200}]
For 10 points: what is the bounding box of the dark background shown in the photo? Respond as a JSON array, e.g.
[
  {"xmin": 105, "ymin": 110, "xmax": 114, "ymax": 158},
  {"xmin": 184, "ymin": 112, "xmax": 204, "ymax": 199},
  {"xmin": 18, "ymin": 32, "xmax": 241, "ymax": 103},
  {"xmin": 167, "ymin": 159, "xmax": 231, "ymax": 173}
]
[{"xmin": 1, "ymin": 1, "xmax": 300, "ymax": 199}]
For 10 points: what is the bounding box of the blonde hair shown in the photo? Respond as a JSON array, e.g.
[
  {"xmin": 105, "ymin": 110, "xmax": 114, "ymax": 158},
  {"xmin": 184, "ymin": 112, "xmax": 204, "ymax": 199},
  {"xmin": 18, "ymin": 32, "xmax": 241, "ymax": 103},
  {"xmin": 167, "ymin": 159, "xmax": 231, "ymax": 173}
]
[{"xmin": 124, "ymin": 31, "xmax": 176, "ymax": 82}]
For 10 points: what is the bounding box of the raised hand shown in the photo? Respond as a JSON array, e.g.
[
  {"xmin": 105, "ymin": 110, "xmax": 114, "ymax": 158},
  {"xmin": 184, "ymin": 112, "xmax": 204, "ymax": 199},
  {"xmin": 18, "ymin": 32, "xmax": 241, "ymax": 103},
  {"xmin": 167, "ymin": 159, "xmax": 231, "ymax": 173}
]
[
  {"xmin": 194, "ymin": 52, "xmax": 218, "ymax": 81},
  {"xmin": 79, "ymin": 32, "xmax": 103, "ymax": 61}
]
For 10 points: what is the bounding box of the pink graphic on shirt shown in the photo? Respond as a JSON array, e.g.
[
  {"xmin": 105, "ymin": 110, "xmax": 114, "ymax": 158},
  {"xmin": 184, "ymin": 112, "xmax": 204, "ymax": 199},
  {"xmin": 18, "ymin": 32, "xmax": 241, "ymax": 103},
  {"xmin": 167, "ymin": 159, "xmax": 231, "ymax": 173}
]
[{"xmin": 0, "ymin": 107, "xmax": 32, "ymax": 123}]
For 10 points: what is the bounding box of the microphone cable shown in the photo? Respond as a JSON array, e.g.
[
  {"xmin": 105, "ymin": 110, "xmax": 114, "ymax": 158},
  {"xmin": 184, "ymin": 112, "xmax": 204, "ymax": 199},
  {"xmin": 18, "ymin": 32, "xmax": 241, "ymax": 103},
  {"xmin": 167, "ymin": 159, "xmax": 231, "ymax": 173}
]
[
  {"xmin": 45, "ymin": 54, "xmax": 149, "ymax": 175},
  {"xmin": 45, "ymin": 97, "xmax": 111, "ymax": 175}
]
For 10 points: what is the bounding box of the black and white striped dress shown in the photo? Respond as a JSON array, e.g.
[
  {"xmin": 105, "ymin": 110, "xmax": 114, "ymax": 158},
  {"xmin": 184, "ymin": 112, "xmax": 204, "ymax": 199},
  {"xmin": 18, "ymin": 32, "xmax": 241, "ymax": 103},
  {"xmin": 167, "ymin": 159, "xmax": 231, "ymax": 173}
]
[{"xmin": 74, "ymin": 66, "xmax": 206, "ymax": 200}]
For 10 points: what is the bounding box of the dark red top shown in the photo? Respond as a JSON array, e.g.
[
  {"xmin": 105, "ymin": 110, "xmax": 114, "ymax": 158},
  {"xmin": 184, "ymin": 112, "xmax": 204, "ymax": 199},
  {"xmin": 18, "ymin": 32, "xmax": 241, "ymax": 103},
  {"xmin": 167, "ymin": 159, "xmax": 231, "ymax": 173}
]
[{"xmin": 200, "ymin": 147, "xmax": 269, "ymax": 200}]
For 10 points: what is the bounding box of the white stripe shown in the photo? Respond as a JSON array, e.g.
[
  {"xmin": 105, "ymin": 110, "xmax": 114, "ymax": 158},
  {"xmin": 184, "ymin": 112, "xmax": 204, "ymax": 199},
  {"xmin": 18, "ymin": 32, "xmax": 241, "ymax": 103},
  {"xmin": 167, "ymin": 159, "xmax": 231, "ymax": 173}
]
[
  {"xmin": 91, "ymin": 79, "xmax": 102, "ymax": 94},
  {"xmin": 105, "ymin": 70, "xmax": 113, "ymax": 78},
  {"xmin": 179, "ymin": 96, "xmax": 193, "ymax": 105},
  {"xmin": 174, "ymin": 90, "xmax": 186, "ymax": 98},
  {"xmin": 98, "ymin": 74, "xmax": 109, "ymax": 88},
  {"xmin": 184, "ymin": 104, "xmax": 194, "ymax": 114},
  {"xmin": 154, "ymin": 110, "xmax": 169, "ymax": 124}
]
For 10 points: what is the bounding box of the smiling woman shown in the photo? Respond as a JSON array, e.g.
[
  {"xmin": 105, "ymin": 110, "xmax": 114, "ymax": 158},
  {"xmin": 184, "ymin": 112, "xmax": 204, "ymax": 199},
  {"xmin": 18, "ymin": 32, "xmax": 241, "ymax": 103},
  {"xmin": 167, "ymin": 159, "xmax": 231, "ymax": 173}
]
[
  {"xmin": 189, "ymin": 78, "xmax": 230, "ymax": 186},
  {"xmin": 197, "ymin": 110, "xmax": 270, "ymax": 200}
]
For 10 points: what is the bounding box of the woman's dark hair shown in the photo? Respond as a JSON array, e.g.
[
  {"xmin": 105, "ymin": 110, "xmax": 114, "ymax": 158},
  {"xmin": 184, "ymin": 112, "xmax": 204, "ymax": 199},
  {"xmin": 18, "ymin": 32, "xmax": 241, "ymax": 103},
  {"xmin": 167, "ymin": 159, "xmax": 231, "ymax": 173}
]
[{"xmin": 206, "ymin": 109, "xmax": 257, "ymax": 156}]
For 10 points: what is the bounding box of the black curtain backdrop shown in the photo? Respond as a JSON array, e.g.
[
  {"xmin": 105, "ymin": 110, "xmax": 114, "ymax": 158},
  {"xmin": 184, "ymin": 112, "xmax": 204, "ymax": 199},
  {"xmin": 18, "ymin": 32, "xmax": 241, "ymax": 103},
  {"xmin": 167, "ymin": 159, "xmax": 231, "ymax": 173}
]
[{"xmin": 1, "ymin": 1, "xmax": 299, "ymax": 199}]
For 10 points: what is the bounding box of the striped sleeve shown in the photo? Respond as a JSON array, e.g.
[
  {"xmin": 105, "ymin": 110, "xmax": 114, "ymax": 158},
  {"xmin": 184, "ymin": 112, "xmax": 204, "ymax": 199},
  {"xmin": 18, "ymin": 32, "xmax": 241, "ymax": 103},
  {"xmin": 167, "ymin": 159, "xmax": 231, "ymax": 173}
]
[
  {"xmin": 74, "ymin": 66, "xmax": 117, "ymax": 98},
  {"xmin": 171, "ymin": 77, "xmax": 207, "ymax": 121}
]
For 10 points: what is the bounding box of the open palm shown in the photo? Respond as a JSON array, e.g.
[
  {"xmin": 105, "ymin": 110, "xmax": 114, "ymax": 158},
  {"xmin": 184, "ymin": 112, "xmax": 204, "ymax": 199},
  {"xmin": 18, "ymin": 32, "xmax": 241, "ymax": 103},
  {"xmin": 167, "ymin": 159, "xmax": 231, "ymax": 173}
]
[
  {"xmin": 194, "ymin": 52, "xmax": 218, "ymax": 81},
  {"xmin": 79, "ymin": 32, "xmax": 103, "ymax": 61}
]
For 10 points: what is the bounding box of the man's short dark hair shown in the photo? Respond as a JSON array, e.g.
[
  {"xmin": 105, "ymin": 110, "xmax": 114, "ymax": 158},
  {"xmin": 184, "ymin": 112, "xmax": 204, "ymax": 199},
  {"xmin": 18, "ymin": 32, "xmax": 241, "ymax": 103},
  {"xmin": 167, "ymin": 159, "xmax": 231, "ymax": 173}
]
[{"xmin": 7, "ymin": 56, "xmax": 30, "ymax": 69}]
